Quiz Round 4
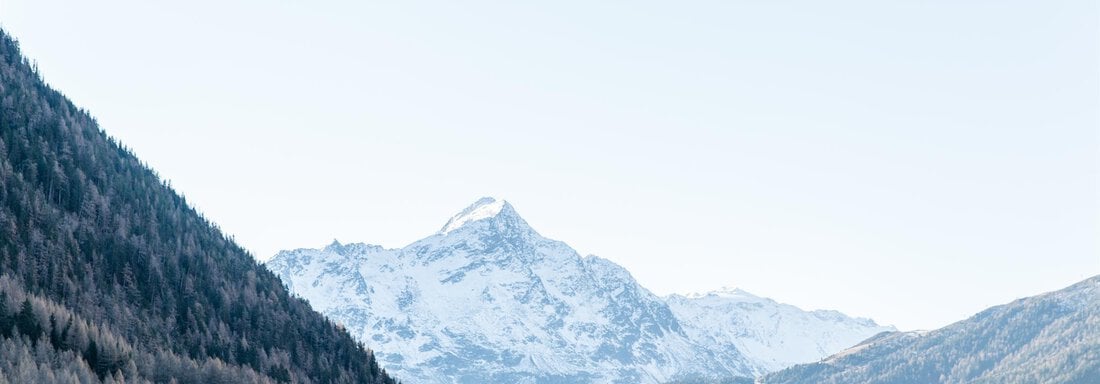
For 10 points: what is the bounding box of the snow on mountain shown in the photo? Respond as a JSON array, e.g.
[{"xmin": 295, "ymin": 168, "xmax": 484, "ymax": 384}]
[
  {"xmin": 439, "ymin": 196, "xmax": 510, "ymax": 234},
  {"xmin": 667, "ymin": 287, "xmax": 894, "ymax": 375},
  {"xmin": 266, "ymin": 197, "xmax": 891, "ymax": 383}
]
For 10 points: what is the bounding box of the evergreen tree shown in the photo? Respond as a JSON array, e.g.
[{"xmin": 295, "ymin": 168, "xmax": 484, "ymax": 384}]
[
  {"xmin": 15, "ymin": 300, "xmax": 39, "ymax": 340},
  {"xmin": 84, "ymin": 340, "xmax": 100, "ymax": 376},
  {"xmin": 0, "ymin": 292, "xmax": 10, "ymax": 337}
]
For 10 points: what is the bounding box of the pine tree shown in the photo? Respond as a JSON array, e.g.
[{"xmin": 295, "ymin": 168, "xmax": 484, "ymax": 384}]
[
  {"xmin": 0, "ymin": 292, "xmax": 10, "ymax": 337},
  {"xmin": 83, "ymin": 340, "xmax": 99, "ymax": 377},
  {"xmin": 15, "ymin": 299, "xmax": 39, "ymax": 340}
]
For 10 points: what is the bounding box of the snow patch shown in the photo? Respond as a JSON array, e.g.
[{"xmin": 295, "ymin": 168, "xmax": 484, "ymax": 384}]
[{"xmin": 439, "ymin": 197, "xmax": 509, "ymax": 234}]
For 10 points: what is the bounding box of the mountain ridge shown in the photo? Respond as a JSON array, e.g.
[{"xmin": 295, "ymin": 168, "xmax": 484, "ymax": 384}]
[{"xmin": 761, "ymin": 275, "xmax": 1100, "ymax": 384}]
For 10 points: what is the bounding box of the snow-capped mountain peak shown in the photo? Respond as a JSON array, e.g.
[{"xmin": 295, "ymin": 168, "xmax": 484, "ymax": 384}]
[
  {"xmin": 438, "ymin": 196, "xmax": 527, "ymax": 235},
  {"xmin": 267, "ymin": 199, "xmax": 894, "ymax": 383}
]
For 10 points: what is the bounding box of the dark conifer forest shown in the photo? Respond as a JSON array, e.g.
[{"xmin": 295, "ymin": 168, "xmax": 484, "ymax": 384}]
[{"xmin": 0, "ymin": 29, "xmax": 398, "ymax": 383}]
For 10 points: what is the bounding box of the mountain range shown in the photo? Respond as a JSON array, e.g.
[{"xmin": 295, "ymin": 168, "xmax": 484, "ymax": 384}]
[{"xmin": 267, "ymin": 197, "xmax": 893, "ymax": 383}]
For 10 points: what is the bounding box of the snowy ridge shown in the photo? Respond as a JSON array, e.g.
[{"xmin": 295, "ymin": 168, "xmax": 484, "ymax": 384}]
[
  {"xmin": 267, "ymin": 197, "xmax": 893, "ymax": 383},
  {"xmin": 684, "ymin": 286, "xmax": 763, "ymax": 300},
  {"xmin": 667, "ymin": 288, "xmax": 894, "ymax": 374}
]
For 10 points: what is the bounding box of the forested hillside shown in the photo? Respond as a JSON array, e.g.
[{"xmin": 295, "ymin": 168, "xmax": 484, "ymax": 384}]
[{"xmin": 0, "ymin": 29, "xmax": 398, "ymax": 383}]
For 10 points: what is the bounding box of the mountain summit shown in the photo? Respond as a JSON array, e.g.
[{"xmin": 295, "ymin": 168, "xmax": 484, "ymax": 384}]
[
  {"xmin": 438, "ymin": 197, "xmax": 530, "ymax": 235},
  {"xmin": 267, "ymin": 198, "xmax": 891, "ymax": 384}
]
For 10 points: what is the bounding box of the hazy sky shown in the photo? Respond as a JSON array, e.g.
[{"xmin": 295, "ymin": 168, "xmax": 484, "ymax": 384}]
[{"xmin": 2, "ymin": 0, "xmax": 1096, "ymax": 331}]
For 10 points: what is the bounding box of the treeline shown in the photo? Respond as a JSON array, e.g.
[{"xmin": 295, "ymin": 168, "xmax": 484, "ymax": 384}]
[{"xmin": 0, "ymin": 28, "xmax": 398, "ymax": 383}]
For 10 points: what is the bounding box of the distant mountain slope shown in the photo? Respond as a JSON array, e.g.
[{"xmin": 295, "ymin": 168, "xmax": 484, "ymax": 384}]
[
  {"xmin": 762, "ymin": 276, "xmax": 1100, "ymax": 384},
  {"xmin": 267, "ymin": 197, "xmax": 891, "ymax": 383},
  {"xmin": 667, "ymin": 288, "xmax": 893, "ymax": 374},
  {"xmin": 0, "ymin": 29, "xmax": 397, "ymax": 383}
]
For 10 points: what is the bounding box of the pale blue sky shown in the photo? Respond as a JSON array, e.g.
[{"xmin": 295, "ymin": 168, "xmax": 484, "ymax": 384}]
[{"xmin": 2, "ymin": 0, "xmax": 1096, "ymax": 331}]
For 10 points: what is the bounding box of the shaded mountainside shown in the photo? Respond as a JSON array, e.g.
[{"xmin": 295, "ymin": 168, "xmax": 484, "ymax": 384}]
[
  {"xmin": 0, "ymin": 30, "xmax": 397, "ymax": 383},
  {"xmin": 267, "ymin": 197, "xmax": 891, "ymax": 384},
  {"xmin": 762, "ymin": 276, "xmax": 1100, "ymax": 384}
]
